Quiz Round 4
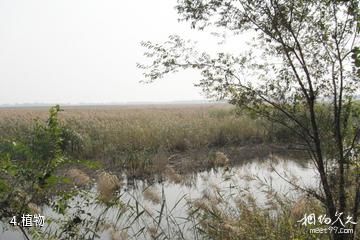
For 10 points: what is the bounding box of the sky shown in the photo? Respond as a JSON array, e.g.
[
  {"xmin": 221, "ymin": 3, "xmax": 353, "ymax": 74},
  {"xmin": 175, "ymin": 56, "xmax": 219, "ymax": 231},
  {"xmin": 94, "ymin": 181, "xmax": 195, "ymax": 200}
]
[{"xmin": 0, "ymin": 0, "xmax": 244, "ymax": 105}]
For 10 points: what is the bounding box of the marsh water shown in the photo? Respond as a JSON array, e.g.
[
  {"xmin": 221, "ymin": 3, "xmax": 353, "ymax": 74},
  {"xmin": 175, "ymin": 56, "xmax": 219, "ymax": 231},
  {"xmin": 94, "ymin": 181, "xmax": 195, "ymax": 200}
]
[{"xmin": 1, "ymin": 156, "xmax": 317, "ymax": 240}]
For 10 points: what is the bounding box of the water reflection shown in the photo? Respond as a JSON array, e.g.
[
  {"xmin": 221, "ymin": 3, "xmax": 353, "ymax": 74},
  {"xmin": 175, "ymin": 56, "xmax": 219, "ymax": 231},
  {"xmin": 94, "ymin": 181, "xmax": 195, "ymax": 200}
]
[{"xmin": 1, "ymin": 156, "xmax": 317, "ymax": 240}]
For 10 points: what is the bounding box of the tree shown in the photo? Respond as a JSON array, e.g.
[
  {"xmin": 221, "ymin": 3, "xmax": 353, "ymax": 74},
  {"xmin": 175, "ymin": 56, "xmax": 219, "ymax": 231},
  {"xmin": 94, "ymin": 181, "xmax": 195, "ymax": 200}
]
[
  {"xmin": 138, "ymin": 0, "xmax": 360, "ymax": 239},
  {"xmin": 0, "ymin": 105, "xmax": 66, "ymax": 239}
]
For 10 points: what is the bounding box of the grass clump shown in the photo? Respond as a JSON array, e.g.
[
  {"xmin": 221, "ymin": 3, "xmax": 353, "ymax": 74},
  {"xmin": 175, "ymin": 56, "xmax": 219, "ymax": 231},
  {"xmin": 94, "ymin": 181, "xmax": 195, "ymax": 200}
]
[
  {"xmin": 66, "ymin": 168, "xmax": 91, "ymax": 187},
  {"xmin": 97, "ymin": 171, "xmax": 121, "ymax": 203}
]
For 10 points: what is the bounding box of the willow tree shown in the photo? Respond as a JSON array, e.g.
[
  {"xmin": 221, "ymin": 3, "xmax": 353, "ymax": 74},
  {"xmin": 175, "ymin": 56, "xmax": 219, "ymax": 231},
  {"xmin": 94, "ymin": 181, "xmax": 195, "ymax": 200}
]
[{"xmin": 138, "ymin": 0, "xmax": 359, "ymax": 239}]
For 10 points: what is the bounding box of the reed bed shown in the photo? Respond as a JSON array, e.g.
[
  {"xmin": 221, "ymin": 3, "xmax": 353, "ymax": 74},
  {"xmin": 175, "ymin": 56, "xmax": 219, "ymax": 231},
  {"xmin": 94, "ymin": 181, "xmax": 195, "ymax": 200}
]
[{"xmin": 0, "ymin": 104, "xmax": 268, "ymax": 175}]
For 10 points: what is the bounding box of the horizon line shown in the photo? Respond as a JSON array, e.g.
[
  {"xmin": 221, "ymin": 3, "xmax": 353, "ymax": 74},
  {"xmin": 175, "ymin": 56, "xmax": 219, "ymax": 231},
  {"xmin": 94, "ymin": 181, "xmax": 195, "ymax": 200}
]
[{"xmin": 0, "ymin": 100, "xmax": 228, "ymax": 108}]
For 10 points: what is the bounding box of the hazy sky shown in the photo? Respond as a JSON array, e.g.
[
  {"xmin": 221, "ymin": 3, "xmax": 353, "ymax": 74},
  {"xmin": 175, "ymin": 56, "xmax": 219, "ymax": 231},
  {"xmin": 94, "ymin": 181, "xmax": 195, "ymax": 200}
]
[{"xmin": 0, "ymin": 0, "xmax": 242, "ymax": 105}]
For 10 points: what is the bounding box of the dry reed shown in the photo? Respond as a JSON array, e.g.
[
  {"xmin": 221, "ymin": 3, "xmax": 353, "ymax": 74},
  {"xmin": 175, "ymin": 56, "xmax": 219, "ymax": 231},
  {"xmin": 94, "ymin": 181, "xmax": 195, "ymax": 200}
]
[
  {"xmin": 97, "ymin": 172, "xmax": 121, "ymax": 202},
  {"xmin": 66, "ymin": 168, "xmax": 91, "ymax": 186},
  {"xmin": 143, "ymin": 186, "xmax": 161, "ymax": 205}
]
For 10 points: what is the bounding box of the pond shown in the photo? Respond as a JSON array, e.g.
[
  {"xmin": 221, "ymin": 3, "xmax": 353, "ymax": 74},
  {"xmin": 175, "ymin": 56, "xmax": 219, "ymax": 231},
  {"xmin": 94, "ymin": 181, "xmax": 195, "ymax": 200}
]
[{"xmin": 1, "ymin": 155, "xmax": 318, "ymax": 240}]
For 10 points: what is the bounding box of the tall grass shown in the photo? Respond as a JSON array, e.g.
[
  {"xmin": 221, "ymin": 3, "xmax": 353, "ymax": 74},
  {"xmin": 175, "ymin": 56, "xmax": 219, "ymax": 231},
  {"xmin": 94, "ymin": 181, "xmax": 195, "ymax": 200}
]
[
  {"xmin": 0, "ymin": 104, "xmax": 343, "ymax": 239},
  {"xmin": 0, "ymin": 104, "xmax": 265, "ymax": 152},
  {"xmin": 0, "ymin": 104, "xmax": 269, "ymax": 176}
]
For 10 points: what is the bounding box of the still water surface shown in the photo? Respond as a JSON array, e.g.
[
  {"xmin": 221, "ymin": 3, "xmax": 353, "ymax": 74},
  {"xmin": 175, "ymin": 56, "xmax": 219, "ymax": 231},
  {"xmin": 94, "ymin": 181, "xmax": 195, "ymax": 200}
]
[{"xmin": 1, "ymin": 157, "xmax": 317, "ymax": 240}]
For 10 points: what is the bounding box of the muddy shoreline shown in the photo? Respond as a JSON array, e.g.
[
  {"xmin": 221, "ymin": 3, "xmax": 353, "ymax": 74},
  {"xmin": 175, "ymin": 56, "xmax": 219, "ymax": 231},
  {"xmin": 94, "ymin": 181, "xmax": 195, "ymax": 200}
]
[{"xmin": 58, "ymin": 143, "xmax": 309, "ymax": 189}]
